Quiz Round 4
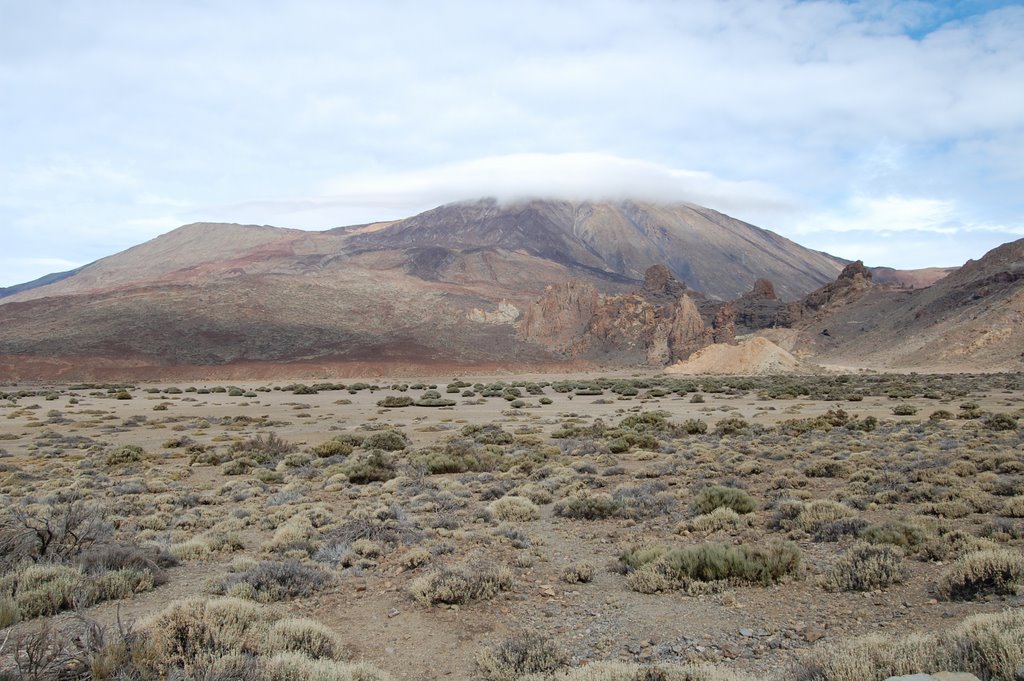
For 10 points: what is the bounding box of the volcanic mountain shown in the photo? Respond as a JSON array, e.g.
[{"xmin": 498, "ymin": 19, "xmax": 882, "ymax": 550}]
[{"xmin": 0, "ymin": 198, "xmax": 851, "ymax": 378}]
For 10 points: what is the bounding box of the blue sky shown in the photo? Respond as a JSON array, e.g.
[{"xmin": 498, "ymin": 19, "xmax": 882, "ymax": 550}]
[{"xmin": 1, "ymin": 0, "xmax": 1022, "ymax": 287}]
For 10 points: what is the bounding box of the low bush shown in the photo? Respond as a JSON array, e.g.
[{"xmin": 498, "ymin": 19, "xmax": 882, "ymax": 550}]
[
  {"xmin": 623, "ymin": 541, "xmax": 800, "ymax": 593},
  {"xmin": 214, "ymin": 560, "xmax": 331, "ymax": 602},
  {"xmin": 553, "ymin": 492, "xmax": 622, "ymax": 520},
  {"xmin": 489, "ymin": 496, "xmax": 541, "ymax": 522},
  {"xmin": 475, "ymin": 633, "xmax": 568, "ymax": 681},
  {"xmin": 362, "ymin": 430, "xmax": 408, "ymax": 451},
  {"xmin": 826, "ymin": 543, "xmax": 906, "ymax": 592},
  {"xmin": 939, "ymin": 549, "xmax": 1024, "ymax": 601},
  {"xmin": 410, "ymin": 562, "xmax": 514, "ymax": 605},
  {"xmin": 693, "ymin": 485, "xmax": 756, "ymax": 515}
]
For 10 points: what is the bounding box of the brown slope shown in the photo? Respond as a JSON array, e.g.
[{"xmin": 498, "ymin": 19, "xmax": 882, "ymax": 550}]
[
  {"xmin": 0, "ymin": 198, "xmax": 856, "ymax": 378},
  {"xmin": 346, "ymin": 198, "xmax": 846, "ymax": 300},
  {"xmin": 2, "ymin": 223, "xmax": 309, "ymax": 303},
  {"xmin": 793, "ymin": 239, "xmax": 1024, "ymax": 371},
  {"xmin": 868, "ymin": 266, "xmax": 957, "ymax": 289}
]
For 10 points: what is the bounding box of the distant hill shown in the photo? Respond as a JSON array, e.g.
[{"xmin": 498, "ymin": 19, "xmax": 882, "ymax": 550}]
[
  {"xmin": 791, "ymin": 238, "xmax": 1024, "ymax": 371},
  {"xmin": 3, "ymin": 198, "xmax": 1010, "ymax": 379}
]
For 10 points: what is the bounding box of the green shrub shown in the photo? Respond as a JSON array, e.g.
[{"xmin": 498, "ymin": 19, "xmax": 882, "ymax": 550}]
[
  {"xmin": 693, "ymin": 485, "xmax": 756, "ymax": 515},
  {"xmin": 827, "ymin": 543, "xmax": 906, "ymax": 592},
  {"xmin": 713, "ymin": 417, "xmax": 750, "ymax": 436},
  {"xmin": 891, "ymin": 404, "xmax": 918, "ymax": 416},
  {"xmin": 682, "ymin": 419, "xmax": 708, "ymax": 435},
  {"xmin": 625, "ymin": 541, "xmax": 800, "ymax": 592},
  {"xmin": 859, "ymin": 521, "xmax": 928, "ymax": 551}
]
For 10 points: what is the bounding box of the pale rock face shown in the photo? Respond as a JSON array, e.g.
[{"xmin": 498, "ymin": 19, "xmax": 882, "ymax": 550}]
[{"xmin": 467, "ymin": 301, "xmax": 520, "ymax": 324}]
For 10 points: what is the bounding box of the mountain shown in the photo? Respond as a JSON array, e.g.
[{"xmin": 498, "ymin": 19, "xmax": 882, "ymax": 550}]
[
  {"xmin": 5, "ymin": 197, "xmax": 1001, "ymax": 379},
  {"xmin": 0, "ymin": 267, "xmax": 83, "ymax": 299},
  {"xmin": 789, "ymin": 238, "xmax": 1024, "ymax": 371}
]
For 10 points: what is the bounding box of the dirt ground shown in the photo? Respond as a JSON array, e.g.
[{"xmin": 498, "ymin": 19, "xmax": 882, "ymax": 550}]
[{"xmin": 1, "ymin": 372, "xmax": 1023, "ymax": 679}]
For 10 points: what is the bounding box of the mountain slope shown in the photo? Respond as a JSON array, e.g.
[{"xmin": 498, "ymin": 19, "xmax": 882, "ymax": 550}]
[
  {"xmin": 345, "ymin": 199, "xmax": 845, "ymax": 300},
  {"xmin": 0, "ymin": 197, "xmax": 928, "ymax": 378},
  {"xmin": 792, "ymin": 238, "xmax": 1024, "ymax": 371}
]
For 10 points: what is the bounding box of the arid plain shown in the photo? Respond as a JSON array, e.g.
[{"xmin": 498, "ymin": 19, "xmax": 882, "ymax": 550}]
[{"xmin": 2, "ymin": 372, "xmax": 1023, "ymax": 680}]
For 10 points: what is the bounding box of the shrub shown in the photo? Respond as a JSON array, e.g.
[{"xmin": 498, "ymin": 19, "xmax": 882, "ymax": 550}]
[
  {"xmin": 265, "ymin": 617, "xmax": 345, "ymax": 660},
  {"xmin": 0, "ymin": 563, "xmax": 93, "ymax": 619},
  {"xmin": 772, "ymin": 499, "xmax": 856, "ymax": 533},
  {"xmin": 215, "ymin": 560, "xmax": 331, "ymax": 602},
  {"xmin": 339, "ymin": 450, "xmax": 397, "ymax": 484},
  {"xmin": 624, "ymin": 541, "xmax": 800, "ymax": 592},
  {"xmin": 891, "ymin": 404, "xmax": 918, "ymax": 416},
  {"xmin": 939, "ymin": 549, "xmax": 1024, "ymax": 601},
  {"xmin": 377, "ymin": 395, "xmax": 414, "ymax": 408},
  {"xmin": 475, "ymin": 633, "xmax": 568, "ymax": 681},
  {"xmin": 686, "ymin": 507, "xmax": 743, "ymax": 534},
  {"xmin": 826, "ymin": 543, "xmax": 906, "ymax": 592},
  {"xmin": 681, "ymin": 419, "xmax": 708, "ymax": 435},
  {"xmin": 713, "ymin": 417, "xmax": 749, "ymax": 436},
  {"xmin": 859, "ymin": 521, "xmax": 928, "ymax": 551},
  {"xmin": 311, "ymin": 440, "xmax": 354, "ymax": 458},
  {"xmin": 232, "ymin": 432, "xmax": 297, "ymax": 463},
  {"xmin": 693, "ymin": 485, "xmax": 756, "ymax": 515},
  {"xmin": 139, "ymin": 596, "xmax": 276, "ymax": 668},
  {"xmin": 553, "ymin": 492, "xmax": 621, "ymax": 520},
  {"xmin": 985, "ymin": 413, "xmax": 1019, "ymax": 431},
  {"xmin": 105, "ymin": 445, "xmax": 144, "ymax": 466},
  {"xmin": 410, "ymin": 562, "xmax": 513, "ymax": 605},
  {"xmin": 263, "ymin": 652, "xmax": 392, "ymax": 681},
  {"xmin": 793, "ymin": 608, "xmax": 1024, "ymax": 681},
  {"xmin": 561, "ymin": 562, "xmax": 595, "ymax": 584},
  {"xmin": 362, "ymin": 430, "xmax": 408, "ymax": 451},
  {"xmin": 489, "ymin": 496, "xmax": 540, "ymax": 522},
  {"xmin": 0, "ymin": 496, "xmax": 112, "ymax": 566}
]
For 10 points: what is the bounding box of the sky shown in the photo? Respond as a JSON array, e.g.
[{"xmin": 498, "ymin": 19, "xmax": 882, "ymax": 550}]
[{"xmin": 2, "ymin": 0, "xmax": 1023, "ymax": 287}]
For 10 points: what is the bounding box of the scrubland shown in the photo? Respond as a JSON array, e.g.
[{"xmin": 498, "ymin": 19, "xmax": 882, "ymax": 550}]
[{"xmin": 0, "ymin": 372, "xmax": 1022, "ymax": 680}]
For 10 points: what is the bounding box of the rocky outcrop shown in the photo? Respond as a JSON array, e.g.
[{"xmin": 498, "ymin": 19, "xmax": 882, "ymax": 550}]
[
  {"xmin": 795, "ymin": 260, "xmax": 875, "ymax": 320},
  {"xmin": 518, "ymin": 281, "xmax": 599, "ymax": 352},
  {"xmin": 519, "ymin": 265, "xmax": 721, "ymax": 364},
  {"xmin": 732, "ymin": 278, "xmax": 793, "ymax": 331}
]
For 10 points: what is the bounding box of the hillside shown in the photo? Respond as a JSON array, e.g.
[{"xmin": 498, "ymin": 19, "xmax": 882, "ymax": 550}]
[{"xmin": 791, "ymin": 239, "xmax": 1024, "ymax": 372}]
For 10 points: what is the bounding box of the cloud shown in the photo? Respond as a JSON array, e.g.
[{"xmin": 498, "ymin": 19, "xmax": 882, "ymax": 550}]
[
  {"xmin": 792, "ymin": 195, "xmax": 1024, "ymax": 236},
  {"xmin": 1, "ymin": 1, "xmax": 1023, "ymax": 283}
]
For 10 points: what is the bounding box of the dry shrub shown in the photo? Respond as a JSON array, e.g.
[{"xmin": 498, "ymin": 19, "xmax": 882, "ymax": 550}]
[
  {"xmin": 139, "ymin": 597, "xmax": 275, "ymax": 669},
  {"xmin": 518, "ymin": 661, "xmax": 757, "ymax": 680},
  {"xmin": 561, "ymin": 562, "xmax": 595, "ymax": 584},
  {"xmin": 794, "ymin": 608, "xmax": 1024, "ymax": 681},
  {"xmin": 489, "ymin": 496, "xmax": 541, "ymax": 522},
  {"xmin": 772, "ymin": 499, "xmax": 856, "ymax": 534},
  {"xmin": 214, "ymin": 559, "xmax": 331, "ymax": 602},
  {"xmin": 939, "ymin": 549, "xmax": 1024, "ymax": 600},
  {"xmin": 476, "ymin": 633, "xmax": 568, "ymax": 681},
  {"xmin": 263, "ymin": 651, "xmax": 392, "ymax": 681},
  {"xmin": 265, "ymin": 618, "xmax": 346, "ymax": 660},
  {"xmin": 826, "ymin": 543, "xmax": 906, "ymax": 592},
  {"xmin": 684, "ymin": 507, "xmax": 745, "ymax": 534},
  {"xmin": 410, "ymin": 562, "xmax": 514, "ymax": 605}
]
